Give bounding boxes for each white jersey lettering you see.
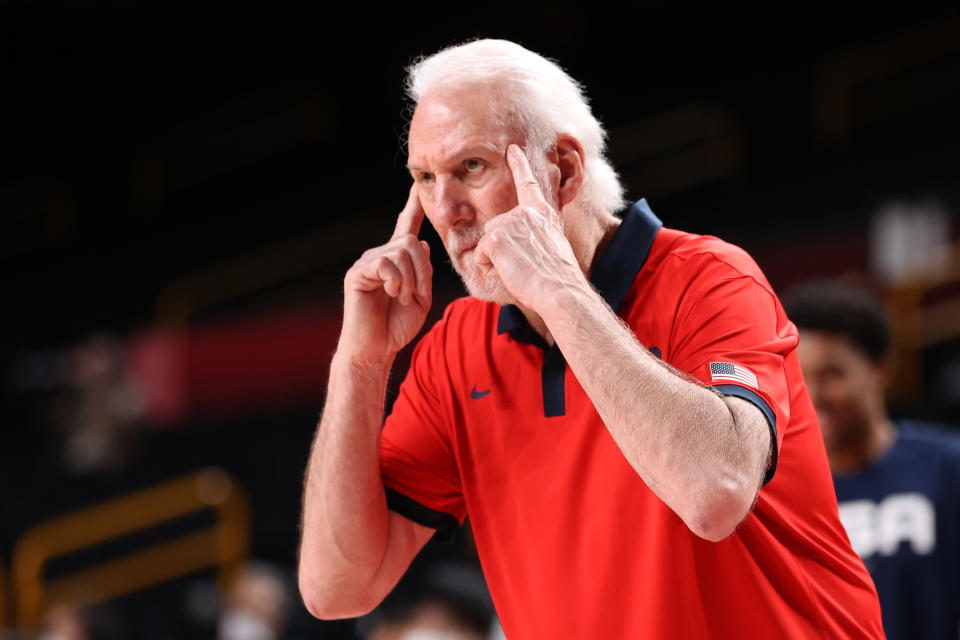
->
[838,493,936,558]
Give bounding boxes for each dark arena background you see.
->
[2,4,959,638]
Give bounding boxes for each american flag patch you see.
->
[709,362,758,388]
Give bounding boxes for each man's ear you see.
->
[550,134,586,208]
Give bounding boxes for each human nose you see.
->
[431,174,474,227]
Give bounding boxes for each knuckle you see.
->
[367,243,397,262]
[396,249,413,266]
[376,256,398,276]
[389,235,419,256]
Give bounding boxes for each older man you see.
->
[299,39,883,638]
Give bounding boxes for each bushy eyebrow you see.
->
[406,142,504,175]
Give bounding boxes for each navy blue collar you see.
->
[497,199,663,343]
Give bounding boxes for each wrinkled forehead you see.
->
[407,85,524,158]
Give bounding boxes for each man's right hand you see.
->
[340,184,433,364]
[301,184,435,620]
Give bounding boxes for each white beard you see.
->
[445,224,515,304]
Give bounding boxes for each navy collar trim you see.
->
[497,199,663,340]
[496,304,549,348]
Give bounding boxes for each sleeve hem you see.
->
[384,487,460,543]
[712,384,779,487]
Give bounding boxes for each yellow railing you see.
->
[11,467,250,631]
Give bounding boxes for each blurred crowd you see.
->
[2,8,958,637]
[3,272,957,639]
[4,560,502,640]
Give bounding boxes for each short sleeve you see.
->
[380,317,466,540]
[667,253,797,485]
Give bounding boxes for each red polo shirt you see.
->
[380,200,883,638]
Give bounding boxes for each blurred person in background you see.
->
[37,604,88,640]
[36,601,124,640]
[299,38,883,638]
[50,333,143,475]
[218,563,293,640]
[359,563,494,640]
[785,280,960,640]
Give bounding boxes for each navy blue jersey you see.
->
[834,421,960,640]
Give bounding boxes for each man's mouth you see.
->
[446,227,485,273]
[450,235,481,258]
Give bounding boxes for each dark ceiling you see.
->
[3,4,959,349]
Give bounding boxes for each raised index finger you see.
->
[507,144,548,208]
[392,183,425,239]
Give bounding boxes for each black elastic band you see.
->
[713,384,779,486]
[385,487,460,542]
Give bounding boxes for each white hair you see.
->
[405,39,625,215]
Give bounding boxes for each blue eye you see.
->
[465,159,484,173]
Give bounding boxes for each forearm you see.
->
[540,283,768,540]
[298,184,436,617]
[298,349,394,616]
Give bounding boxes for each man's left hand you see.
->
[472,144,587,311]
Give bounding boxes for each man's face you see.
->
[407,88,554,303]
[796,330,886,452]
